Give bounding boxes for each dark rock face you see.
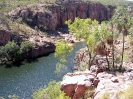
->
[0,30,11,46]
[0,30,55,59]
[31,42,55,58]
[0,29,22,46]
[19,41,55,60]
[9,1,115,31]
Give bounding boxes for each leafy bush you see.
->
[54,40,73,73]
[20,41,33,54]
[32,80,70,99]
[99,92,110,99]
[0,40,33,62]
[117,85,133,99]
[0,41,20,61]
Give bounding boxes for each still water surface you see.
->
[0,42,84,99]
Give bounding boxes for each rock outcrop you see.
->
[0,30,55,59]
[29,36,55,58]
[0,29,22,46]
[61,69,133,99]
[61,71,98,99]
[8,1,115,31]
[94,72,133,99]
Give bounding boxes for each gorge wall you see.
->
[0,1,115,59]
[9,1,115,31]
[0,29,22,46]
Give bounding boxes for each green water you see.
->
[0,42,84,99]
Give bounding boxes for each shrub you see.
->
[3,41,20,61]
[20,41,33,54]
[99,92,110,99]
[117,85,133,99]
[32,80,70,99]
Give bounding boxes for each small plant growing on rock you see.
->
[99,92,110,99]
[32,80,70,99]
[117,85,133,99]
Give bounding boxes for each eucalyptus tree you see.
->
[54,40,73,73]
[66,18,112,70]
[111,6,133,69]
[0,41,20,61]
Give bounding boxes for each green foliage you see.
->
[0,41,33,62]
[110,6,133,69]
[26,18,33,24]
[83,0,132,6]
[16,18,23,24]
[32,80,70,99]
[66,4,133,71]
[82,88,95,99]
[99,92,110,99]
[117,85,133,99]
[55,63,67,75]
[20,41,33,54]
[66,18,112,70]
[8,94,19,99]
[54,40,73,73]
[0,0,132,14]
[0,0,57,13]
[55,40,73,63]
[2,41,20,60]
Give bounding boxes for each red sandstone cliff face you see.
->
[0,29,22,46]
[0,30,55,59]
[8,1,115,31]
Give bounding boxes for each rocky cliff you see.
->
[61,65,133,99]
[8,1,115,31]
[0,29,22,46]
[0,29,55,59]
[0,1,115,60]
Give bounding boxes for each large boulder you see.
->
[61,70,133,99]
[60,71,98,99]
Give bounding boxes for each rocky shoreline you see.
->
[0,0,115,62]
[61,65,133,99]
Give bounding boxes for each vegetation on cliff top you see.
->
[0,0,133,99]
[0,0,132,14]
[65,5,133,71]
[40,5,133,99]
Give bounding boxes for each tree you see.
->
[56,6,133,71]
[111,6,133,70]
[20,41,33,54]
[54,40,73,73]
[66,18,112,70]
[0,40,33,63]
[32,80,70,99]
[3,41,20,61]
